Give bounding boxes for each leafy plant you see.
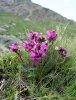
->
[0,27,76,99]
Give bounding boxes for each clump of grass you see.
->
[0,28,75,100]
[0,13,76,99]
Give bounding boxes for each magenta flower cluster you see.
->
[9,30,67,62]
[55,46,67,56]
[9,43,19,52]
[46,30,57,41]
[23,31,48,62]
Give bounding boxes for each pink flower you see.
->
[33,43,40,50]
[28,31,39,42]
[55,46,67,56]
[22,41,34,51]
[40,42,48,52]
[23,41,29,51]
[29,41,48,62]
[39,50,46,57]
[33,42,48,57]
[28,31,34,40]
[46,30,57,41]
[35,32,39,41]
[9,43,18,52]
[39,42,48,57]
[30,50,41,62]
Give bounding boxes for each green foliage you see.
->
[0,12,44,37]
[0,12,76,39]
[0,12,76,100]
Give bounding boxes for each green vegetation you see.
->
[0,12,76,38]
[0,12,43,37]
[0,12,76,100]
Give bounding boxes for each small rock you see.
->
[0,78,10,91]
[10,22,16,26]
[0,35,22,47]
[0,27,7,32]
[1,25,9,30]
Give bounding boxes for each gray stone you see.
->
[0,24,9,30]
[0,0,76,25]
[0,35,22,47]
[10,22,16,26]
[0,27,7,32]
[0,24,9,32]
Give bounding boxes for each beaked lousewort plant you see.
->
[9,30,67,81]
